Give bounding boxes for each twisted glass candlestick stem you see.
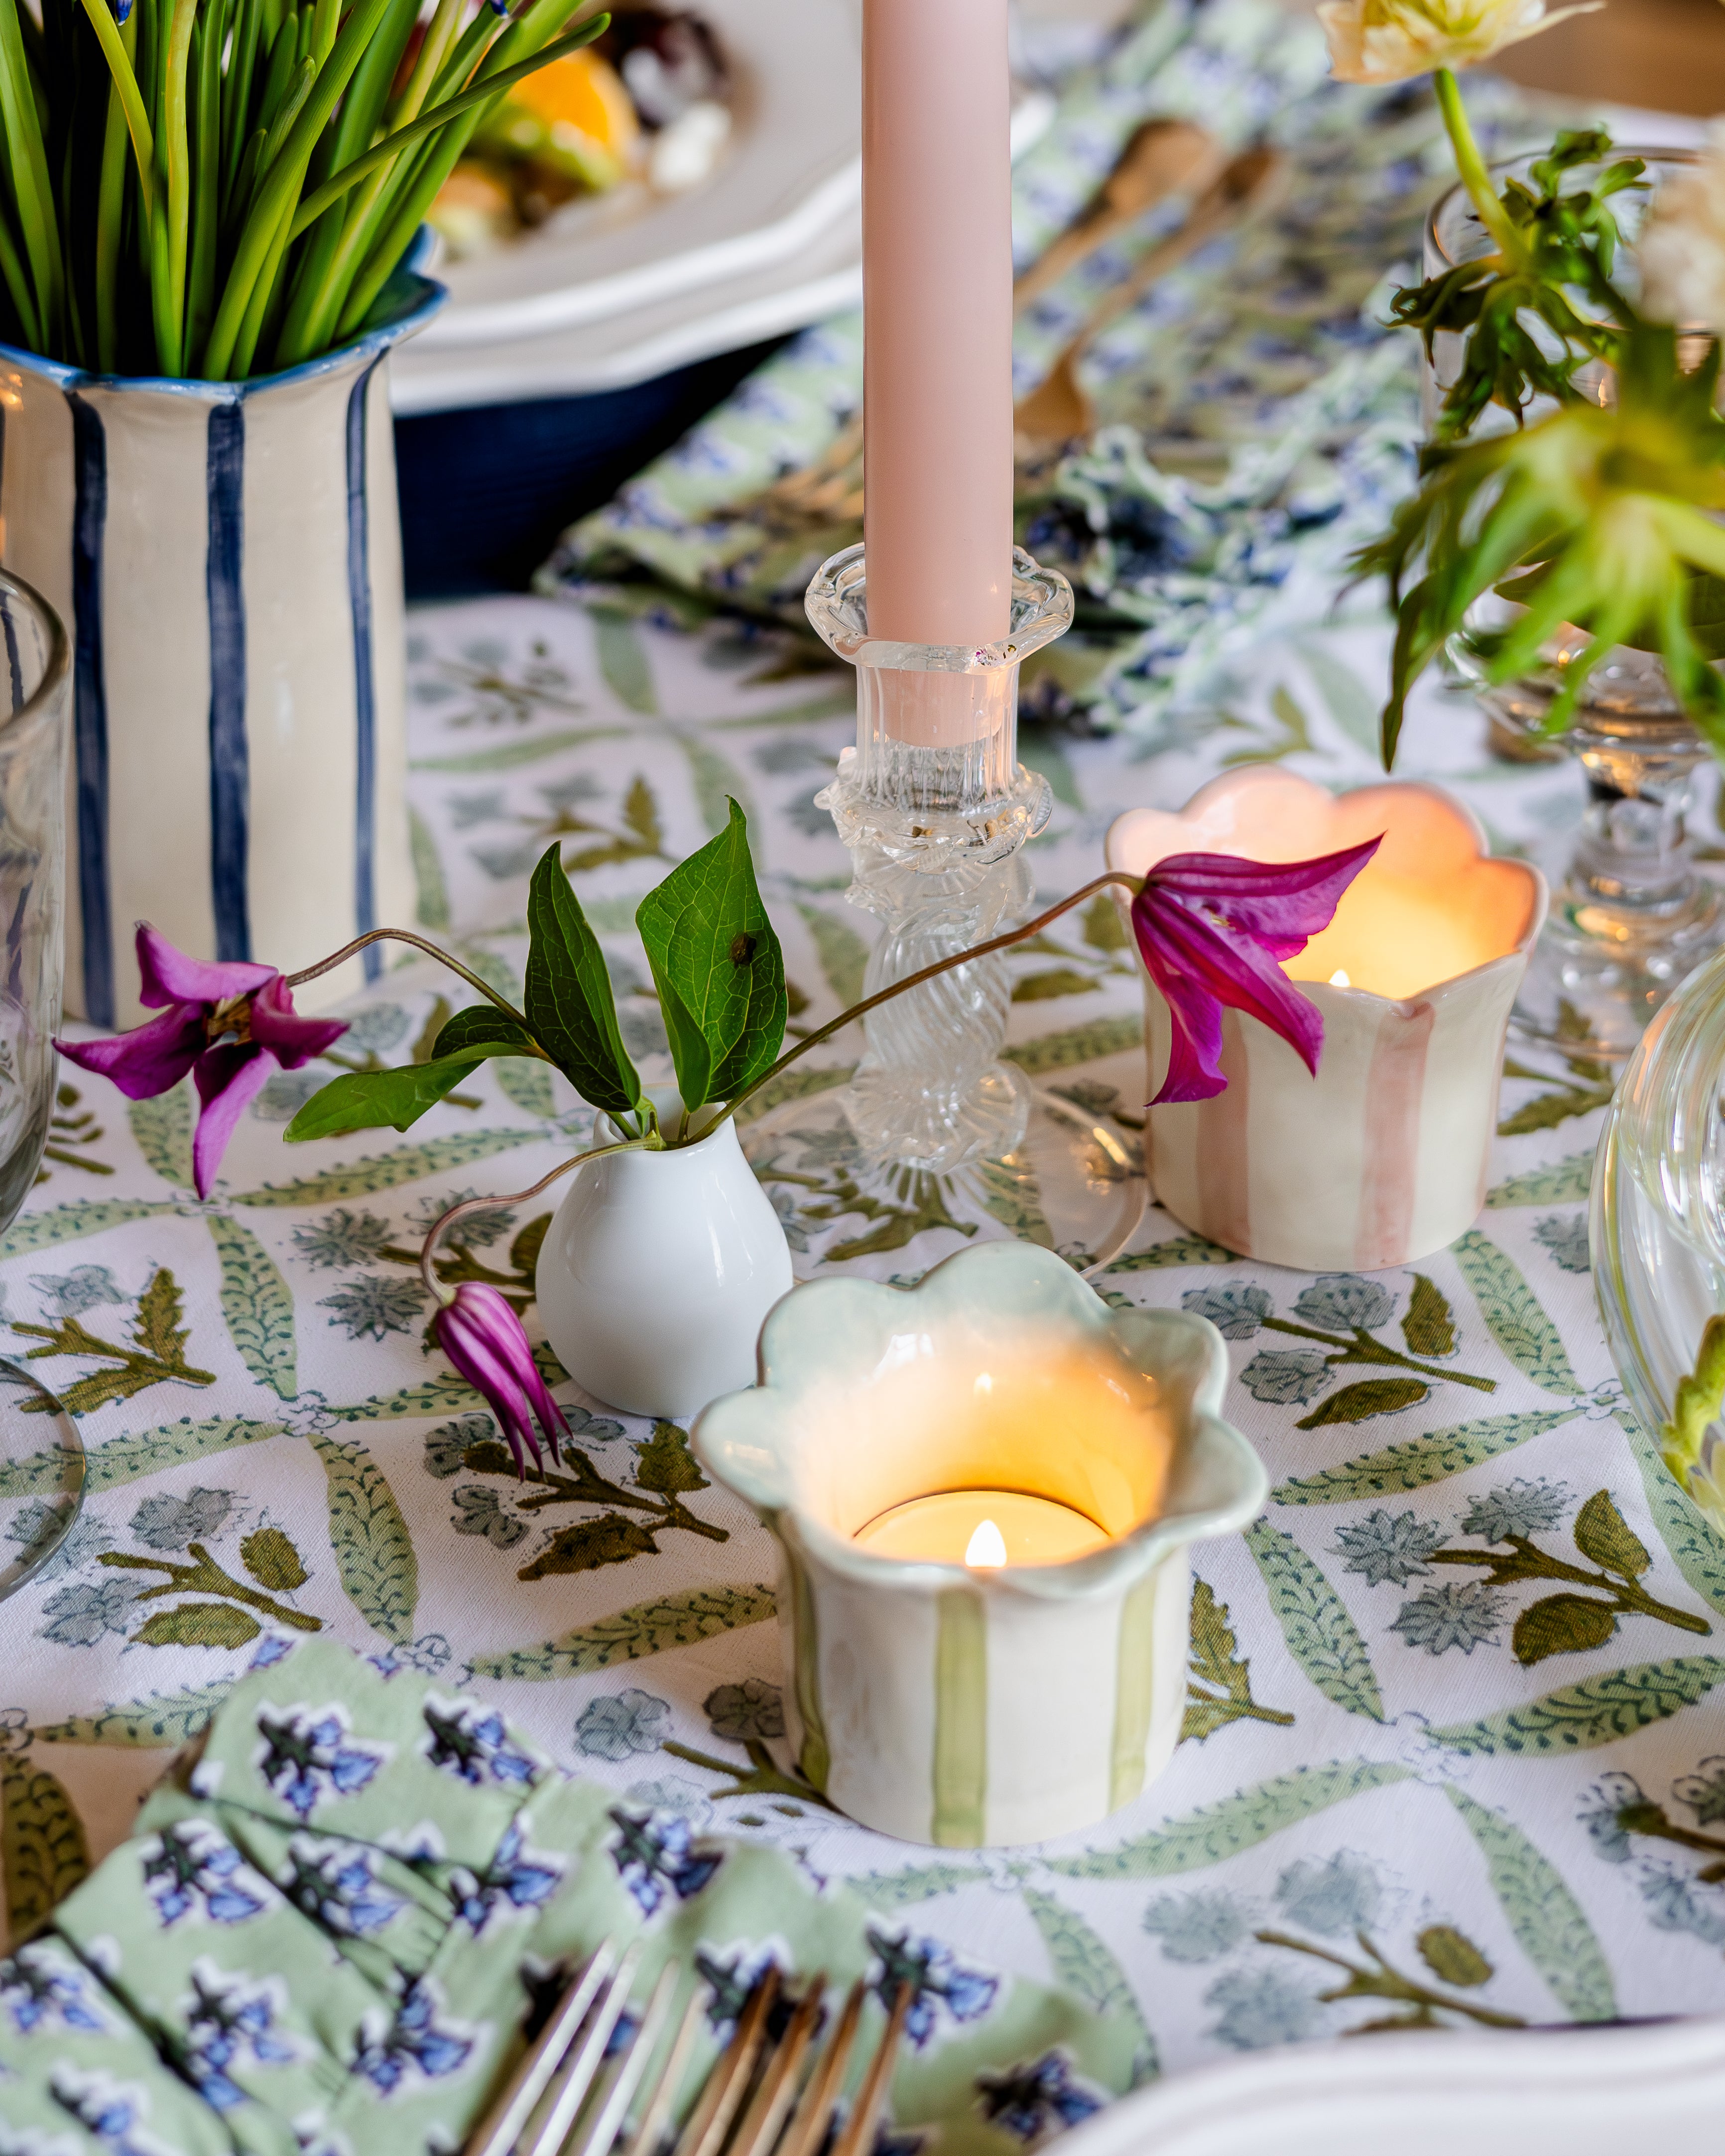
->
[806,544,1073,1174]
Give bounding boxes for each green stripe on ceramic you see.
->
[786,1549,831,1793]
[1109,1568,1161,1812]
[933,1588,988,1846]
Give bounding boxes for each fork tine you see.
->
[671,1966,780,2156]
[564,1959,682,2156]
[725,1976,826,2156]
[827,1982,912,2156]
[620,1982,709,2156]
[774,1979,865,2156]
[523,1942,646,2156]
[465,1940,619,2156]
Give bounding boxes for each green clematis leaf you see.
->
[284,1052,508,1140]
[636,800,787,1111]
[432,1005,540,1059]
[523,844,643,1118]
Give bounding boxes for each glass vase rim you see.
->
[1424,142,1696,274]
[0,567,70,758]
[0,236,445,401]
[805,542,1074,673]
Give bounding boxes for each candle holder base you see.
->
[741,1076,1147,1278]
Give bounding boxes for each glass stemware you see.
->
[1428,149,1725,1064]
[0,569,82,1600]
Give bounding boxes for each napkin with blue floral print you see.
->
[0,1637,1141,2155]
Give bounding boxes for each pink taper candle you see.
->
[862,0,1015,745]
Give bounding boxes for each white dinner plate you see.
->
[414,0,863,352]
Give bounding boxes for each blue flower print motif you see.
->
[174,1962,299,2110]
[0,1945,108,2034]
[142,1822,268,1927]
[1389,1581,1505,1656]
[1532,1214,1590,1273]
[974,2052,1102,2141]
[577,1688,671,1761]
[1239,1349,1331,1407]
[608,1808,723,1917]
[1273,1851,1381,1937]
[51,2068,179,2156]
[867,1928,998,2050]
[254,1704,384,1821]
[1293,1275,1393,1333]
[1638,1862,1725,1947]
[1330,1509,1443,1587]
[1180,1283,1271,1340]
[422,1697,538,1788]
[1459,1479,1571,1542]
[447,1823,562,1935]
[248,1633,294,1672]
[1577,1773,1643,1864]
[692,1945,788,2036]
[354,1978,473,2095]
[1205,1967,1321,2050]
[1141,1890,1247,1965]
[280,1839,402,1938]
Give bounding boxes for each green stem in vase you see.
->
[1433,66,1521,265]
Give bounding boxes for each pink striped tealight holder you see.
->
[1106,769,1548,1272]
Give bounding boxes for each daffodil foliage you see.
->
[285,801,787,1142]
[1391,129,1646,441]
[1359,324,1725,763]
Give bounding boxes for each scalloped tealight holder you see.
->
[694,1242,1265,1846]
[1106,770,1548,1272]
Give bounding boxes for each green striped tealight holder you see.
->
[693,1243,1266,1846]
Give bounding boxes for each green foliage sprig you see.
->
[1392,126,1646,441]
[0,0,607,379]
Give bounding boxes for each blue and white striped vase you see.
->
[0,258,445,1026]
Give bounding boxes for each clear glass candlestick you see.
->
[805,543,1071,1174]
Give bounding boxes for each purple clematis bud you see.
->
[1130,839,1381,1104]
[54,925,348,1199]
[434,1282,569,1478]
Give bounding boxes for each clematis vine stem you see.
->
[285,928,531,1030]
[417,1137,655,1301]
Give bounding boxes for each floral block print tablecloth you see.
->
[3,578,1725,2120]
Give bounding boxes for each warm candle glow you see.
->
[1329,968,1351,988]
[1283,865,1506,1000]
[966,1519,1007,1567]
[855,1489,1113,1566]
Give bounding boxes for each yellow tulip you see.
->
[1317,0,1602,86]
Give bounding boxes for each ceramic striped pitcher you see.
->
[0,263,443,1027]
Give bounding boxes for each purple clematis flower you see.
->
[434,1282,569,1478]
[53,926,348,1199]
[1130,839,1381,1104]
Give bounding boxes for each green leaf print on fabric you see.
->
[1622,1413,1725,1619]
[1022,1888,1159,2086]
[849,1862,991,1910]
[1271,1410,1581,1505]
[0,1417,285,1501]
[673,731,755,835]
[594,611,658,715]
[1401,1276,1457,1359]
[1004,1016,1143,1076]
[328,1371,511,1422]
[208,1216,297,1400]
[99,1538,322,1647]
[469,1583,777,1680]
[241,1528,308,1591]
[1047,1759,1417,1880]
[977,1154,1056,1251]
[307,1431,418,1644]
[0,1198,175,1260]
[1429,1656,1725,1754]
[1012,969,1103,1003]
[1295,638,1380,756]
[1183,1579,1295,1741]
[1295,1378,1431,1429]
[495,1057,557,1120]
[634,1422,707,1497]
[517,1515,662,1577]
[733,1064,856,1126]
[35,1678,234,1747]
[127,1082,195,1191]
[10,1269,217,1416]
[132,1602,262,1650]
[1107,1233,1236,1271]
[1244,1521,1384,1721]
[411,726,628,776]
[1,1752,89,1943]
[796,903,869,1009]
[230,1128,540,1206]
[1449,1231,1581,1395]
[1444,1789,1617,2022]
[410,805,451,931]
[1486,1153,1593,1206]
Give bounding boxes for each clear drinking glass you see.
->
[1427,150,1725,1063]
[0,568,83,1599]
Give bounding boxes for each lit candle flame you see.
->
[1329,968,1351,988]
[965,1519,1007,1568]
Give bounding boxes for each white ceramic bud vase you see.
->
[535,1093,795,1420]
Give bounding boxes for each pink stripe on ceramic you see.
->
[1107,770,1548,1271]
